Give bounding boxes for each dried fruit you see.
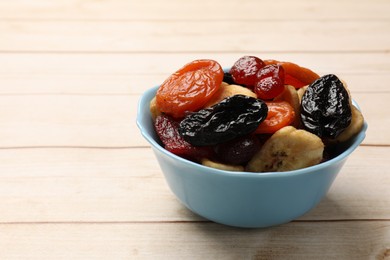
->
[154,114,213,160]
[330,105,364,143]
[264,59,320,88]
[247,126,324,172]
[204,83,257,108]
[201,158,244,172]
[301,74,352,139]
[229,56,265,87]
[255,101,295,134]
[274,85,301,127]
[254,64,285,100]
[214,135,261,165]
[223,72,236,85]
[297,85,308,103]
[150,57,364,172]
[156,59,223,118]
[149,96,161,121]
[179,95,268,146]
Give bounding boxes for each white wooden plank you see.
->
[0,75,164,95]
[0,0,387,258]
[0,222,389,259]
[0,146,387,222]
[0,92,380,147]
[0,95,138,147]
[0,148,199,222]
[1,20,389,52]
[0,73,387,95]
[299,146,390,221]
[0,92,378,147]
[0,0,389,20]
[1,53,389,78]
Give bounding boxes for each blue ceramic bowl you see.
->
[137,86,367,228]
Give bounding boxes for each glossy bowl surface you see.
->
[137,86,367,228]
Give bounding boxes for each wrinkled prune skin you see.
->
[301,74,352,139]
[179,95,268,146]
[154,114,214,160]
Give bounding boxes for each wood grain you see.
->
[1,20,389,52]
[0,74,389,95]
[0,146,387,223]
[0,92,380,146]
[0,0,389,20]
[0,0,389,258]
[1,53,390,78]
[0,222,389,259]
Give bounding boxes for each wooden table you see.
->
[0,0,389,259]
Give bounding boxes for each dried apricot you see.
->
[255,101,295,134]
[156,59,223,118]
[264,59,319,88]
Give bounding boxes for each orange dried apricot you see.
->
[264,59,320,88]
[255,101,295,134]
[156,59,223,118]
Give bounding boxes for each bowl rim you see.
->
[137,85,367,179]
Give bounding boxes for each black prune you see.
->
[154,114,214,160]
[214,135,261,165]
[300,74,352,139]
[223,72,236,85]
[179,95,268,146]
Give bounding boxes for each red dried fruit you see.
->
[229,56,265,87]
[254,64,285,100]
[264,59,320,88]
[154,114,213,161]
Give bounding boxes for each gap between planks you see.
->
[0,146,141,150]
[0,144,386,150]
[0,91,388,96]
[0,219,389,225]
[1,18,390,22]
[0,50,389,54]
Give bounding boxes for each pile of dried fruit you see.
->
[149,56,364,172]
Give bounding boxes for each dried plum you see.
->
[214,135,261,165]
[154,114,214,160]
[179,95,268,146]
[300,74,352,139]
[223,72,236,85]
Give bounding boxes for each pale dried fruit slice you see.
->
[201,158,244,172]
[340,79,353,108]
[274,85,301,127]
[297,85,308,103]
[246,126,324,172]
[332,105,364,143]
[204,83,257,107]
[150,96,162,121]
